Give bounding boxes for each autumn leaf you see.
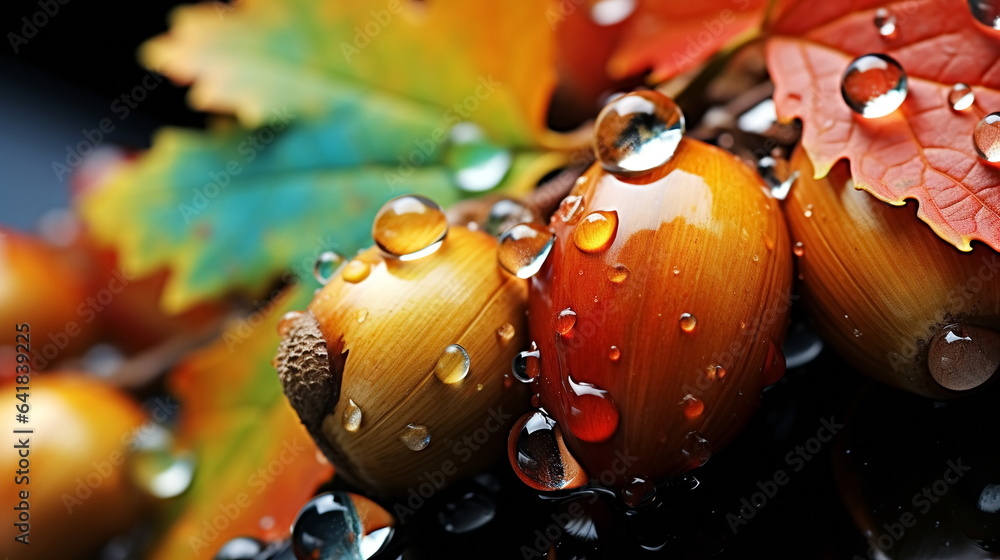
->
[767,0,1000,251]
[152,286,331,560]
[604,0,768,81]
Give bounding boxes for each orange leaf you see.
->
[606,0,767,80]
[767,0,1000,251]
[152,287,332,559]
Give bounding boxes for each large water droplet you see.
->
[512,341,541,383]
[763,339,786,386]
[277,311,304,337]
[969,0,1000,29]
[497,223,555,278]
[974,112,1000,164]
[622,477,656,508]
[574,210,619,253]
[928,324,1000,391]
[556,195,585,225]
[949,83,975,111]
[608,263,629,284]
[590,0,636,25]
[484,199,536,238]
[400,424,431,451]
[372,195,448,260]
[565,376,620,442]
[507,411,589,492]
[314,251,344,284]
[435,344,471,384]
[593,90,685,175]
[438,491,496,534]
[841,54,908,118]
[342,259,371,283]
[555,308,578,336]
[873,8,897,38]
[291,492,392,560]
[679,313,697,333]
[343,399,363,432]
[496,322,516,345]
[680,431,712,469]
[129,424,196,499]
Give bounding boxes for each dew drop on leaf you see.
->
[948,83,975,111]
[873,8,897,38]
[974,112,1000,164]
[969,0,1000,29]
[841,54,908,118]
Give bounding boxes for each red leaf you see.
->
[767,0,1000,251]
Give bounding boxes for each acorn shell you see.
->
[528,138,793,486]
[785,147,1000,398]
[277,226,529,496]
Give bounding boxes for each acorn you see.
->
[275,195,530,497]
[785,147,1000,398]
[505,91,794,493]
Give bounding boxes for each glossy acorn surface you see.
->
[524,138,793,488]
[785,147,1000,398]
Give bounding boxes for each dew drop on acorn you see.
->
[682,394,704,419]
[507,411,589,492]
[622,477,656,508]
[969,0,1000,29]
[873,8,897,38]
[555,308,578,336]
[565,375,620,442]
[974,112,1000,164]
[949,83,975,111]
[497,223,556,278]
[574,210,619,253]
[556,195,585,225]
[793,241,805,257]
[214,537,265,560]
[434,343,471,384]
[341,259,371,283]
[609,345,621,362]
[277,311,303,337]
[512,341,541,383]
[291,492,392,560]
[608,263,629,284]
[841,54,908,118]
[705,364,726,381]
[343,399,363,432]
[356,309,368,324]
[372,194,448,260]
[593,90,685,175]
[496,322,515,345]
[400,423,431,451]
[927,324,1000,391]
[679,312,697,333]
[484,198,537,238]
[438,490,496,534]
[313,251,344,285]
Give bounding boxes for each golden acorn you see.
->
[275,195,529,496]
[785,147,1000,397]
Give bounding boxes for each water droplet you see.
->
[485,198,536,238]
[496,322,515,345]
[672,265,681,275]
[129,424,195,499]
[682,394,705,419]
[372,195,448,260]
[705,364,726,380]
[342,259,371,283]
[448,123,512,193]
[764,234,776,251]
[357,309,368,323]
[969,0,1000,29]
[507,411,589,492]
[752,253,760,263]
[593,90,685,175]
[763,339,786,386]
[679,313,697,333]
[948,83,975,111]
[793,241,805,257]
[512,342,541,383]
[438,491,496,534]
[974,112,1000,164]
[622,477,656,508]
[853,328,863,338]
[313,251,344,284]
[435,344,471,384]
[497,223,555,278]
[928,324,1000,391]
[680,431,712,468]
[574,210,619,253]
[590,0,636,25]
[291,492,393,560]
[277,311,303,337]
[555,308,578,336]
[565,376,620,442]
[783,324,825,368]
[400,424,431,451]
[343,399,362,432]
[215,537,265,560]
[609,345,621,362]
[873,8,897,38]
[804,204,814,218]
[841,54,908,118]
[556,195,585,225]
[476,383,484,391]
[607,263,629,284]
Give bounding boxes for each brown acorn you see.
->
[276,196,529,496]
[785,147,1000,397]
